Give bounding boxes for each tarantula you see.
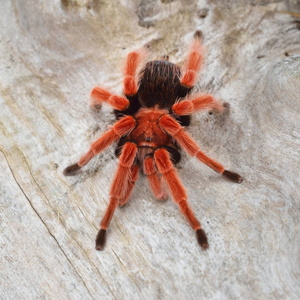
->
[64,31,243,251]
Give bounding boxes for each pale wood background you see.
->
[1,0,300,299]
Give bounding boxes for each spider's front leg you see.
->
[154,148,209,250]
[95,141,138,250]
[118,165,139,207]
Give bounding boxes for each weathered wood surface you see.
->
[1,0,300,299]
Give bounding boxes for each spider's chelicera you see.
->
[64,31,243,251]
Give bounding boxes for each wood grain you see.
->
[1,0,299,299]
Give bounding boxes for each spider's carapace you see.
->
[64,31,243,251]
[129,108,170,147]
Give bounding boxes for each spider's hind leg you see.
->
[90,87,129,112]
[123,48,148,97]
[180,30,204,88]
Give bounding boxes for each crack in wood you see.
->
[112,249,143,297]
[1,147,119,299]
[0,150,95,299]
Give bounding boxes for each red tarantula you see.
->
[64,31,243,251]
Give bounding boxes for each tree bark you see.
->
[0,0,299,299]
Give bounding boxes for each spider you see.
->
[64,31,243,251]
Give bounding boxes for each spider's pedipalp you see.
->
[143,156,167,201]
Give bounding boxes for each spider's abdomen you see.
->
[138,61,183,109]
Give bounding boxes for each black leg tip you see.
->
[92,103,102,111]
[194,30,203,41]
[196,229,209,250]
[223,102,230,110]
[222,170,244,183]
[63,163,81,176]
[95,229,107,251]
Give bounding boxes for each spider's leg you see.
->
[123,49,147,97]
[96,142,138,250]
[159,115,243,183]
[90,87,129,111]
[63,115,136,175]
[172,94,225,116]
[119,165,139,206]
[143,155,168,201]
[180,31,204,88]
[154,148,208,250]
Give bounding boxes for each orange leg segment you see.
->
[95,142,138,250]
[123,49,147,96]
[159,115,224,173]
[90,87,129,111]
[143,156,168,201]
[119,165,139,206]
[180,31,204,88]
[154,148,208,250]
[63,115,136,175]
[172,94,224,116]
[158,115,243,183]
